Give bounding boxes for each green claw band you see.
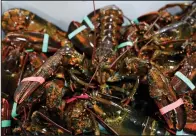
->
[115,41,133,51]
[175,71,195,90]
[1,120,11,127]
[122,21,131,26]
[176,130,189,135]
[68,25,87,39]
[133,18,139,24]
[25,49,34,52]
[11,102,18,118]
[83,16,95,30]
[42,33,49,53]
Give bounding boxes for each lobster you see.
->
[137,2,193,29]
[2,1,196,135]
[2,8,68,46]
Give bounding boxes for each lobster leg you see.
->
[32,111,72,135]
[121,77,140,106]
[89,111,101,135]
[68,69,95,88]
[86,107,119,136]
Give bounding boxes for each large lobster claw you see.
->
[148,66,186,130]
[14,45,73,104]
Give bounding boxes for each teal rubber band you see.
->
[115,41,133,51]
[1,120,11,127]
[83,16,95,30]
[42,33,49,53]
[175,71,195,90]
[98,124,109,134]
[176,130,189,135]
[68,25,87,39]
[133,18,139,24]
[11,102,18,118]
[25,49,34,52]
[122,21,131,26]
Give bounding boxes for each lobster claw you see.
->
[68,21,93,59]
[14,46,71,104]
[14,79,44,104]
[148,66,186,130]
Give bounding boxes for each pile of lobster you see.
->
[1,1,196,135]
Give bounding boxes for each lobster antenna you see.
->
[84,57,104,93]
[158,38,196,46]
[110,39,139,68]
[84,0,97,93]
[123,14,133,25]
[110,48,129,68]
[92,0,97,63]
[84,0,104,93]
[144,13,162,36]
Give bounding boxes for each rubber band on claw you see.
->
[11,102,18,118]
[25,49,34,52]
[1,120,11,127]
[68,25,87,39]
[115,41,133,51]
[122,21,131,26]
[65,93,89,103]
[21,77,45,84]
[159,98,184,115]
[176,130,189,135]
[175,71,195,90]
[133,18,139,24]
[42,33,49,53]
[83,16,95,30]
